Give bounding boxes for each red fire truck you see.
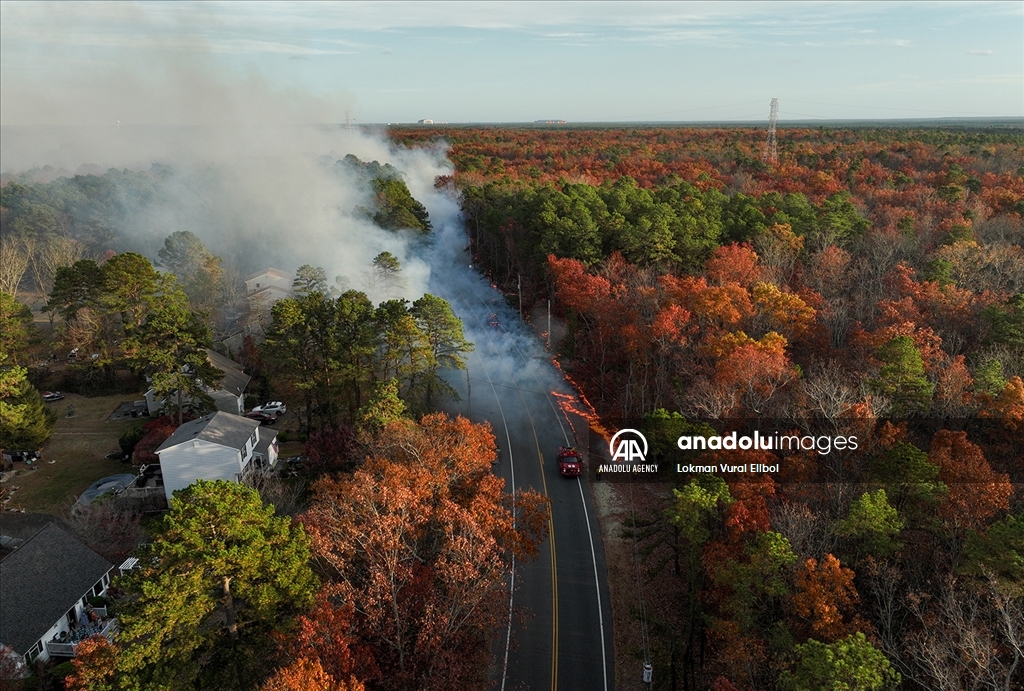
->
[557,446,583,476]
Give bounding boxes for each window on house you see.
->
[28,641,41,661]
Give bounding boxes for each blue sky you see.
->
[1,1,1021,125]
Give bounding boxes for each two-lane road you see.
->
[434,266,615,691]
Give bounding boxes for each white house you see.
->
[0,524,116,663]
[155,411,278,503]
[145,348,251,417]
[245,267,293,306]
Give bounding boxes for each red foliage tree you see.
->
[64,635,118,691]
[791,554,861,642]
[929,430,1011,529]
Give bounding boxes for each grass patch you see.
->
[5,393,141,515]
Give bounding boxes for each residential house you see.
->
[155,411,278,503]
[145,348,251,416]
[0,524,116,663]
[245,267,293,307]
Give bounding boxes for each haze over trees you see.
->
[400,123,1024,690]
[3,122,1021,690]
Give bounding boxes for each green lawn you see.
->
[5,393,141,514]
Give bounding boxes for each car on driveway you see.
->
[42,391,65,402]
[252,401,286,415]
[245,411,278,425]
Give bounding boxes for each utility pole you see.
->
[518,274,522,316]
[762,98,779,165]
[466,368,471,419]
[547,300,551,349]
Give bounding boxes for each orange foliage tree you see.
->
[791,554,862,642]
[928,430,1011,529]
[301,414,547,691]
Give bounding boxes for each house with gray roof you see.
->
[145,348,252,417]
[155,411,278,502]
[0,523,115,663]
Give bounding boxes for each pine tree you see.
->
[869,336,934,415]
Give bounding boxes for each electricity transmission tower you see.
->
[762,98,779,164]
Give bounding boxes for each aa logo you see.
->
[609,428,648,462]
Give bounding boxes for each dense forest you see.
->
[387,124,1024,690]
[2,124,1023,690]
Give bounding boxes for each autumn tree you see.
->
[65,635,119,691]
[260,658,364,691]
[791,554,861,641]
[302,414,546,691]
[280,593,372,688]
[928,429,1011,529]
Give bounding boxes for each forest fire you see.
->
[549,362,611,444]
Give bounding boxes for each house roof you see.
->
[0,523,113,654]
[254,428,278,459]
[244,267,292,282]
[204,349,250,397]
[156,411,259,454]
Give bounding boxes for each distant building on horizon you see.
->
[418,119,434,124]
[535,119,567,124]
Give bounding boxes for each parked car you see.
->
[252,401,287,415]
[245,411,278,425]
[42,391,65,402]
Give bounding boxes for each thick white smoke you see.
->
[1,2,577,420]
[0,4,455,305]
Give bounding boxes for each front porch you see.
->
[44,610,118,658]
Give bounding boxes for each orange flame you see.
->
[548,359,612,444]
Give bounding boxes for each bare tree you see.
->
[247,472,307,517]
[26,235,85,299]
[802,360,858,427]
[753,225,801,286]
[770,500,837,561]
[903,576,1023,691]
[685,378,739,419]
[64,500,145,563]
[0,237,29,298]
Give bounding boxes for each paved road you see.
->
[433,265,615,691]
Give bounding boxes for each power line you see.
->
[762,98,779,165]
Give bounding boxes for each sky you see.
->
[0,0,1021,129]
